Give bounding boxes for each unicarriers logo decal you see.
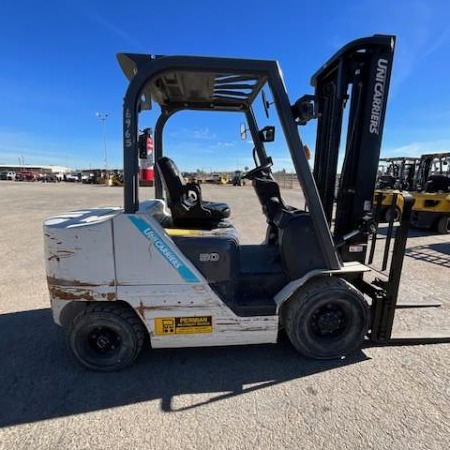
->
[128,216,199,283]
[369,58,389,135]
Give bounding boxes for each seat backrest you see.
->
[376,175,396,189]
[155,157,186,206]
[424,175,450,193]
[252,177,287,223]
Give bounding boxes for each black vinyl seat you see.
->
[424,175,450,193]
[252,177,287,223]
[156,156,230,229]
[252,176,299,225]
[376,175,396,189]
[251,176,301,244]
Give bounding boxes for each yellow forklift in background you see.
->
[410,153,450,234]
[374,157,419,222]
[373,154,450,234]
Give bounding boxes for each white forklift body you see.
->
[45,200,369,350]
[45,201,281,348]
[44,35,449,371]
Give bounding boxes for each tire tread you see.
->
[283,276,368,359]
[69,302,147,371]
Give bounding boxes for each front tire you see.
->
[68,302,147,371]
[283,277,368,359]
[437,216,450,234]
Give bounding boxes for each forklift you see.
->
[376,157,419,190]
[44,35,450,371]
[373,157,419,222]
[410,152,450,233]
[372,153,450,232]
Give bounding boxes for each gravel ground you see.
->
[0,181,449,450]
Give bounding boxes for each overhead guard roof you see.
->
[117,53,269,111]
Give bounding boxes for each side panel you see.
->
[120,284,278,348]
[412,193,450,213]
[113,213,203,285]
[114,212,278,347]
[44,210,117,301]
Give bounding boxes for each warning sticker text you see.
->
[154,316,213,335]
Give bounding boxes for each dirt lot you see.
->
[0,181,449,450]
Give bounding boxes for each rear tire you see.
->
[68,302,147,371]
[283,277,368,359]
[437,216,450,234]
[383,206,401,222]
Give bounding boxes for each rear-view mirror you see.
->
[240,123,248,140]
[258,126,275,142]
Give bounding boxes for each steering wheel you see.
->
[242,162,273,180]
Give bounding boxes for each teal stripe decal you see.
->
[128,215,199,283]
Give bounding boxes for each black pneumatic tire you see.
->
[383,206,401,223]
[68,302,147,371]
[283,277,369,360]
[437,216,450,234]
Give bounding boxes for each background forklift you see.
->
[376,157,419,190]
[372,153,450,232]
[410,152,450,233]
[44,35,450,371]
[373,157,419,222]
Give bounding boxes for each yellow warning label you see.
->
[154,316,213,335]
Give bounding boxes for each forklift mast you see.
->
[311,35,395,262]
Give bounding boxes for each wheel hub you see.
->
[317,312,341,333]
[89,328,120,353]
[311,303,346,336]
[96,335,111,350]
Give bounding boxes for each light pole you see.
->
[96,112,109,176]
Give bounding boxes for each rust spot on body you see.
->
[136,301,146,318]
[135,304,180,312]
[215,321,238,326]
[47,250,75,261]
[47,276,115,287]
[48,285,95,302]
[47,277,116,302]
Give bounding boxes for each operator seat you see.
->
[252,176,300,244]
[376,175,396,189]
[252,176,298,224]
[156,156,230,229]
[424,175,450,193]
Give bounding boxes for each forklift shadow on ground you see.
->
[0,308,369,427]
[374,223,445,238]
[404,242,450,268]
